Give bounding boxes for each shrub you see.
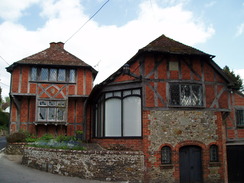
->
[56,135,76,142]
[39,134,54,141]
[6,132,27,143]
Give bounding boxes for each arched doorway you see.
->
[179,146,203,183]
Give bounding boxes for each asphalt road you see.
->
[0,153,119,183]
[0,136,7,150]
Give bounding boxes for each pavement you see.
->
[0,136,122,183]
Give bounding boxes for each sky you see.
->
[0,0,244,98]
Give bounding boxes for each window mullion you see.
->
[121,95,123,137]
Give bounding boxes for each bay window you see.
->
[95,89,142,138]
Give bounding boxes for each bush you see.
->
[56,135,76,142]
[6,132,27,143]
[39,134,54,141]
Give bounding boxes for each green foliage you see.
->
[0,111,9,127]
[56,135,76,142]
[223,66,243,91]
[6,132,27,143]
[39,134,54,141]
[75,130,83,135]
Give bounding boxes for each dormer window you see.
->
[31,67,76,83]
[169,83,203,107]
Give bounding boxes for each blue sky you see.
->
[0,0,244,98]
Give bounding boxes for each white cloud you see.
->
[236,23,244,37]
[205,1,216,8]
[234,69,244,81]
[0,0,215,98]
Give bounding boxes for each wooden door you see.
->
[180,146,203,183]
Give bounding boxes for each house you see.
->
[6,35,244,182]
[87,35,235,183]
[6,42,97,136]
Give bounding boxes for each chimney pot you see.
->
[50,42,64,49]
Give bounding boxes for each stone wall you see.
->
[4,143,26,155]
[22,147,144,182]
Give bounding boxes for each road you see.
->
[0,153,119,183]
[0,136,7,150]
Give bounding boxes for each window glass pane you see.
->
[38,108,46,120]
[123,90,131,97]
[105,98,121,136]
[40,68,48,81]
[170,84,180,105]
[57,101,65,107]
[123,96,141,136]
[31,67,37,81]
[210,145,218,162]
[49,68,57,81]
[49,101,56,106]
[192,85,203,106]
[181,85,191,106]
[69,69,76,82]
[162,146,171,164]
[48,108,56,120]
[105,92,113,99]
[114,91,121,97]
[57,108,65,121]
[39,101,47,106]
[58,69,66,81]
[132,89,141,95]
[236,110,244,126]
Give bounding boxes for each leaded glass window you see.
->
[40,68,48,81]
[236,109,244,126]
[49,68,57,81]
[169,83,203,107]
[69,69,76,82]
[58,69,66,81]
[161,146,172,164]
[31,67,37,81]
[210,145,218,162]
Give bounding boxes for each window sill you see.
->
[160,164,174,169]
[209,162,221,167]
[29,80,76,84]
[34,121,68,125]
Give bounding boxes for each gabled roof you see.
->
[139,34,214,57]
[6,42,97,77]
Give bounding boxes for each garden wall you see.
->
[22,147,144,182]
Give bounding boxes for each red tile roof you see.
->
[7,42,97,75]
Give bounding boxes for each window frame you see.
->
[210,145,219,162]
[30,67,76,83]
[161,146,172,164]
[36,99,67,122]
[235,108,244,127]
[168,82,204,107]
[94,88,142,138]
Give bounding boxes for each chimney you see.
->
[50,42,64,49]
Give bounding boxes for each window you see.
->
[210,145,219,162]
[169,83,203,107]
[161,146,172,164]
[95,89,142,137]
[30,67,76,83]
[37,100,66,122]
[236,109,244,126]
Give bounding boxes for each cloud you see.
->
[0,0,215,98]
[236,23,244,37]
[205,1,216,8]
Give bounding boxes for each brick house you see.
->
[6,42,97,136]
[6,35,244,182]
[87,35,237,183]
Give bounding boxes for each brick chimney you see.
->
[50,42,64,49]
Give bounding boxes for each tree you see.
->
[223,66,243,92]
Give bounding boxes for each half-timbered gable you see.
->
[7,42,97,136]
[88,35,232,182]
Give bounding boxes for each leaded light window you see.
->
[236,109,244,126]
[169,83,203,107]
[161,146,172,164]
[30,67,76,83]
[37,100,66,122]
[95,89,142,138]
[210,145,219,162]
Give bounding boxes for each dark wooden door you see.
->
[180,146,203,183]
[227,145,244,183]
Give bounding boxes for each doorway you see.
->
[180,146,203,183]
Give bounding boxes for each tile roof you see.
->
[139,34,214,57]
[6,42,97,75]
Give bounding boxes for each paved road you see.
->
[0,153,119,183]
[0,136,7,150]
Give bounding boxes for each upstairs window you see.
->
[210,145,219,162]
[37,100,66,122]
[169,83,203,107]
[95,89,142,138]
[31,67,76,83]
[236,109,244,127]
[161,146,172,164]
